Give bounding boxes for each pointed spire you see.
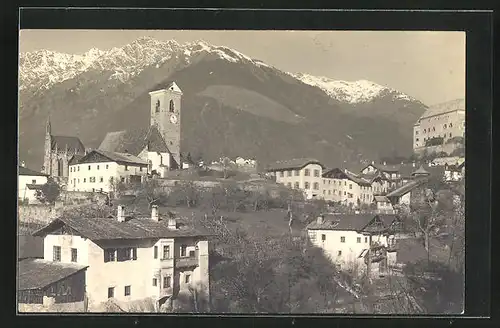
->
[46,115,51,135]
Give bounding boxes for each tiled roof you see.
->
[33,215,212,241]
[411,165,430,176]
[18,259,88,290]
[68,154,84,165]
[51,135,86,153]
[18,166,47,177]
[419,98,465,120]
[306,213,399,232]
[361,163,400,173]
[78,149,149,166]
[374,195,390,203]
[323,168,371,186]
[266,158,324,171]
[25,184,44,190]
[99,125,170,157]
[18,235,44,260]
[386,179,427,198]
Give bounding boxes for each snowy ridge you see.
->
[292,72,417,104]
[19,37,274,91]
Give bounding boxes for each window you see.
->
[106,164,109,169]
[108,287,114,298]
[53,246,61,262]
[287,170,292,177]
[153,278,157,286]
[279,171,283,177]
[124,286,131,296]
[110,177,113,183]
[121,177,125,183]
[321,234,326,241]
[338,250,342,256]
[185,274,191,284]
[365,237,368,243]
[433,127,435,131]
[97,165,100,170]
[344,181,346,186]
[154,246,158,259]
[449,133,452,137]
[78,166,80,171]
[140,166,143,172]
[344,191,346,196]
[416,138,419,142]
[117,248,132,261]
[415,131,419,135]
[83,178,86,183]
[340,236,345,243]
[294,170,299,176]
[349,184,352,190]
[125,165,129,171]
[450,122,453,127]
[348,193,353,198]
[164,276,171,288]
[357,237,361,243]
[313,182,319,190]
[100,177,104,182]
[169,100,175,112]
[181,245,187,257]
[89,177,96,183]
[304,182,310,189]
[304,169,310,176]
[104,249,116,262]
[88,165,91,170]
[31,179,36,184]
[163,245,170,259]
[71,248,78,262]
[444,124,447,129]
[423,128,426,133]
[294,182,299,189]
[314,170,319,177]
[156,100,161,112]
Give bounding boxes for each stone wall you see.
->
[18,204,58,225]
[18,301,85,313]
[414,142,462,157]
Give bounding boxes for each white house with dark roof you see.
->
[67,149,149,193]
[42,117,86,178]
[322,168,374,206]
[33,205,211,311]
[266,158,325,199]
[372,196,395,214]
[18,165,49,204]
[306,214,401,277]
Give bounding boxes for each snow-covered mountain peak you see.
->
[293,73,418,104]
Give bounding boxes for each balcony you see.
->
[175,256,199,268]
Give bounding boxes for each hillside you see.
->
[18,37,428,171]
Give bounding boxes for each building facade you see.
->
[266,158,325,199]
[413,98,466,153]
[33,206,210,311]
[18,166,49,204]
[322,168,374,206]
[42,118,86,178]
[306,214,400,277]
[67,149,149,193]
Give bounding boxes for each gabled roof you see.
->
[386,178,427,198]
[323,168,372,186]
[411,165,430,176]
[18,166,48,177]
[68,154,84,165]
[266,158,324,172]
[33,216,212,241]
[306,213,399,233]
[361,163,400,173]
[50,135,86,153]
[457,161,465,169]
[149,81,182,94]
[76,149,148,166]
[99,125,170,157]
[373,195,390,203]
[18,259,88,290]
[25,184,44,190]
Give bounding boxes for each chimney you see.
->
[412,162,416,168]
[151,205,159,221]
[383,161,387,166]
[316,216,324,225]
[168,217,177,230]
[117,205,125,222]
[371,160,375,165]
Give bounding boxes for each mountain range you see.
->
[18,36,428,171]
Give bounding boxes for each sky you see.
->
[19,30,465,106]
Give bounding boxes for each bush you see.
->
[425,137,444,147]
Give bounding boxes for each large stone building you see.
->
[99,82,185,173]
[413,98,466,154]
[42,118,86,179]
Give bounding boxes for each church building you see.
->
[42,118,86,179]
[98,82,188,178]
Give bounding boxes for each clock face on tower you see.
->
[170,114,178,124]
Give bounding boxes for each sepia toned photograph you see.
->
[17,29,465,314]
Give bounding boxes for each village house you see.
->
[372,195,395,214]
[413,98,465,153]
[18,165,49,204]
[67,149,149,194]
[360,162,401,189]
[266,158,325,200]
[444,161,465,182]
[18,258,88,312]
[322,168,373,207]
[306,213,401,277]
[32,205,211,311]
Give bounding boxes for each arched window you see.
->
[169,100,175,113]
[155,100,160,113]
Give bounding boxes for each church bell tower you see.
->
[149,82,183,167]
[43,116,52,175]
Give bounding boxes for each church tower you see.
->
[149,82,183,167]
[43,116,52,175]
